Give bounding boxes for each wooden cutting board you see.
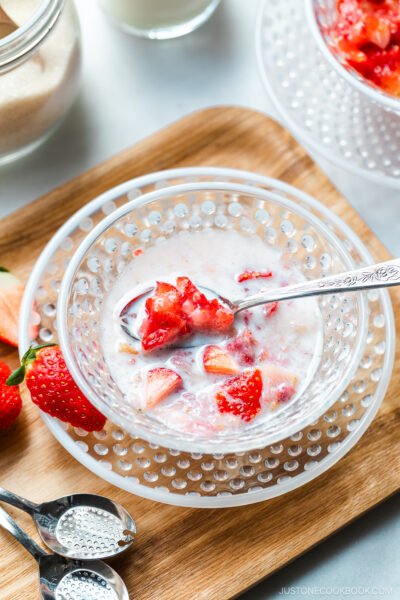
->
[0,107,399,600]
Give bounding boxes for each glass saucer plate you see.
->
[19,167,395,508]
[256,0,400,187]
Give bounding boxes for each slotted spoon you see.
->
[0,487,136,560]
[0,505,129,600]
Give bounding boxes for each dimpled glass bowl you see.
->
[19,168,394,507]
[57,180,367,455]
[256,0,400,185]
[308,0,400,114]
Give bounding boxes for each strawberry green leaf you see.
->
[6,365,25,386]
[0,267,9,272]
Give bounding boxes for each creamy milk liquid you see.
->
[101,229,323,434]
[98,0,215,30]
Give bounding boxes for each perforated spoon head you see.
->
[38,553,130,600]
[33,493,136,560]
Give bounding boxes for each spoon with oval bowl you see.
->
[119,257,400,348]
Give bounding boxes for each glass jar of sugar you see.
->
[98,0,221,40]
[0,0,81,164]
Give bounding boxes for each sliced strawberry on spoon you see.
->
[216,368,263,422]
[140,281,189,352]
[7,344,106,432]
[146,367,182,409]
[176,276,234,333]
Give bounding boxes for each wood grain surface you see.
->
[0,107,399,600]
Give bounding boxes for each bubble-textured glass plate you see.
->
[19,168,395,508]
[256,0,400,187]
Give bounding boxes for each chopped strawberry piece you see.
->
[261,363,298,404]
[330,0,400,95]
[177,276,234,332]
[276,382,296,403]
[264,301,278,318]
[146,368,182,409]
[227,328,257,366]
[140,277,234,352]
[203,345,240,375]
[140,310,189,352]
[140,281,189,352]
[237,270,272,283]
[216,369,263,421]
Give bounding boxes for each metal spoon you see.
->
[0,6,17,38]
[0,487,136,560]
[0,505,129,600]
[119,257,400,347]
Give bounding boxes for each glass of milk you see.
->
[98,0,221,39]
[0,0,81,164]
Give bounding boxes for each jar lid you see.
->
[0,0,63,73]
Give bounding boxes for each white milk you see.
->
[101,229,323,434]
[98,0,216,32]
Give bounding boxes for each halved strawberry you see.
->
[227,328,257,366]
[203,345,240,375]
[146,368,182,409]
[216,369,263,421]
[0,267,25,347]
[237,270,272,283]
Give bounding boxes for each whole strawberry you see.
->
[0,360,22,431]
[7,344,106,432]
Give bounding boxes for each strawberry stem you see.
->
[6,343,57,386]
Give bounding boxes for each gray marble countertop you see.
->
[0,1,398,599]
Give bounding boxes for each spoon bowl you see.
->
[0,488,136,560]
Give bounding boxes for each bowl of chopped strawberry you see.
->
[308,0,400,111]
[56,180,368,453]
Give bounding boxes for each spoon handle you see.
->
[0,487,37,515]
[0,505,47,563]
[232,258,400,313]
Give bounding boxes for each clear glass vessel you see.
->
[98,0,221,40]
[0,0,81,165]
[57,180,368,455]
[19,167,394,507]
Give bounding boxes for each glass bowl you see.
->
[307,0,400,115]
[57,180,368,454]
[256,0,400,185]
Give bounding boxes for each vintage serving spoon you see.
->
[0,487,136,560]
[0,6,17,39]
[0,505,129,600]
[119,257,400,347]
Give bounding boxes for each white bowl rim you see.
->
[56,179,368,454]
[305,0,400,113]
